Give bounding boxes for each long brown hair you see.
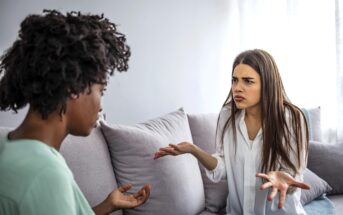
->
[218,49,309,175]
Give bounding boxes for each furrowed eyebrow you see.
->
[242,77,254,80]
[232,76,254,80]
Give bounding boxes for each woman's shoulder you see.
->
[219,105,232,115]
[1,139,71,179]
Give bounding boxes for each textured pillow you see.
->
[301,168,332,205]
[308,141,343,195]
[187,113,228,213]
[101,109,205,215]
[60,127,122,215]
[301,107,322,142]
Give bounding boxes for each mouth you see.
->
[234,95,245,102]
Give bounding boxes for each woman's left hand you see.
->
[256,171,310,209]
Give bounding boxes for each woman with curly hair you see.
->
[155,49,310,215]
[0,10,150,215]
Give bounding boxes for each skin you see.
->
[154,64,309,209]
[8,83,151,215]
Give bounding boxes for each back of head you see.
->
[0,10,130,119]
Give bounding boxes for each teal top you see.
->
[0,137,95,215]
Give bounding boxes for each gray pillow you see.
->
[301,107,322,142]
[187,113,228,213]
[301,168,332,205]
[307,141,343,195]
[101,109,205,215]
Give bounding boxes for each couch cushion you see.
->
[301,107,322,142]
[187,113,228,213]
[301,168,332,205]
[101,109,205,215]
[328,195,343,213]
[307,141,343,195]
[60,127,121,215]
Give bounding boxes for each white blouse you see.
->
[206,106,307,215]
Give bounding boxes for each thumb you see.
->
[291,181,310,190]
[118,183,133,193]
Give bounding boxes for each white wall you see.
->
[0,0,232,127]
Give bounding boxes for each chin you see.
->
[71,127,93,137]
[234,104,246,110]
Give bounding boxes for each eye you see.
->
[244,79,254,84]
[101,88,107,96]
[231,77,238,84]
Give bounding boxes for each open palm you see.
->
[154,142,193,159]
[256,171,310,209]
[108,184,151,209]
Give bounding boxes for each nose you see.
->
[232,81,243,92]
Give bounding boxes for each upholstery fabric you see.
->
[101,109,205,215]
[60,127,121,215]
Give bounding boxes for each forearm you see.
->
[191,145,218,171]
[92,199,116,215]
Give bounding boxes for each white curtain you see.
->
[224,0,341,144]
[337,0,343,144]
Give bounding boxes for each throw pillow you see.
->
[301,168,332,205]
[307,141,343,195]
[301,107,322,142]
[101,109,205,215]
[187,113,228,213]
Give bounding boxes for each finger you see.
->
[268,187,278,201]
[118,183,132,193]
[256,173,270,181]
[133,184,151,199]
[153,151,169,159]
[260,181,273,190]
[140,185,151,204]
[290,181,310,190]
[169,144,181,151]
[159,147,178,155]
[133,187,146,199]
[278,190,286,209]
[143,184,151,199]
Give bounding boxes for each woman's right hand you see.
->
[153,142,195,159]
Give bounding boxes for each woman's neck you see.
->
[8,110,68,151]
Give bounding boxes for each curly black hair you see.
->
[0,9,130,119]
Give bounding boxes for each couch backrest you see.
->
[60,127,122,215]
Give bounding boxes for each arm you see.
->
[154,142,218,171]
[93,184,151,215]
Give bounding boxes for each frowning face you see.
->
[232,64,261,111]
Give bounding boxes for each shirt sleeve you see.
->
[205,107,230,182]
[19,164,93,215]
[205,153,227,182]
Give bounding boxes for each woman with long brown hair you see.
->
[154,49,310,215]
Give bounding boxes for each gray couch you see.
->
[0,108,342,214]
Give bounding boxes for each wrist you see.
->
[190,144,200,156]
[93,197,116,215]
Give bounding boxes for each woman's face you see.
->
[232,63,261,111]
[66,83,106,136]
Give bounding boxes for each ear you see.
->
[69,93,79,99]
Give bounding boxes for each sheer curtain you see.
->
[223,0,341,144]
[337,0,343,144]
